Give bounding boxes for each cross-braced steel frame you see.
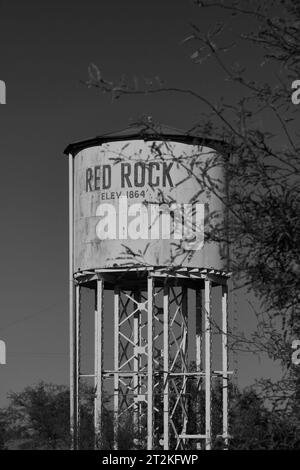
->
[69,267,231,450]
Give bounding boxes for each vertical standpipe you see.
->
[68,153,76,449]
[66,127,231,450]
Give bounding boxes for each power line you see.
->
[0,302,62,332]
[9,351,68,357]
[8,351,94,357]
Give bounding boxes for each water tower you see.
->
[64,123,231,450]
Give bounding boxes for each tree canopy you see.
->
[83,0,300,423]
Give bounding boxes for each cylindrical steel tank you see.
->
[65,126,229,272]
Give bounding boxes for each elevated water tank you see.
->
[64,124,229,272]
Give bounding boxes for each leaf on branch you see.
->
[180,34,195,44]
[155,75,164,88]
[144,77,154,87]
[133,75,139,90]
[88,63,102,82]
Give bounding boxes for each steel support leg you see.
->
[94,277,103,449]
[147,276,154,450]
[195,288,203,450]
[70,283,80,450]
[133,290,141,442]
[181,286,188,446]
[163,285,169,450]
[204,279,211,450]
[222,283,229,449]
[70,277,76,449]
[114,287,120,450]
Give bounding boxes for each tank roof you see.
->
[64,123,230,156]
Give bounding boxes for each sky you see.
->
[0,0,283,406]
